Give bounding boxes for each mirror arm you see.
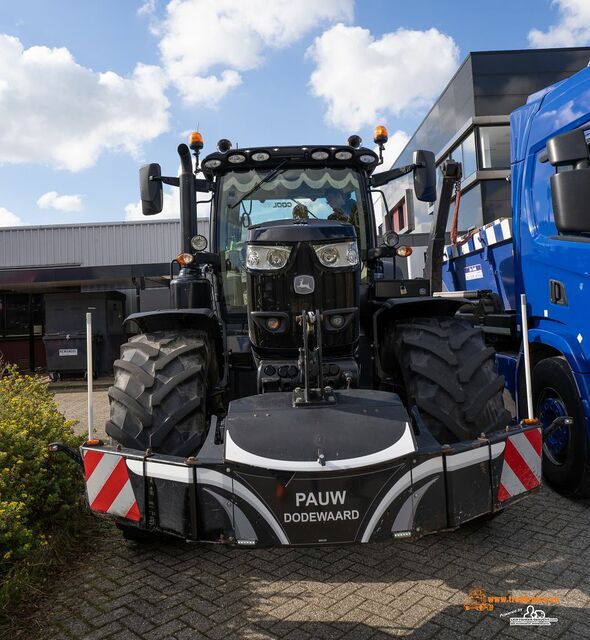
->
[195,178,216,193]
[151,175,180,187]
[370,163,415,188]
[150,175,214,193]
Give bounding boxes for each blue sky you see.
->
[0,0,586,227]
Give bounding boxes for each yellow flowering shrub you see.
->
[0,366,83,583]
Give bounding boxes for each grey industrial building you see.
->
[0,219,208,372]
[380,46,590,276]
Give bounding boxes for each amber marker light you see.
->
[189,131,204,150]
[396,246,413,257]
[373,124,389,145]
[177,252,194,266]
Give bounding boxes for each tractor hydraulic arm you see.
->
[423,159,462,293]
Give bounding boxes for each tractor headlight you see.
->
[246,245,291,270]
[314,242,359,268]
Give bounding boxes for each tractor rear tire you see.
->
[387,316,511,444]
[106,331,209,457]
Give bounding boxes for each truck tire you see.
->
[387,316,511,443]
[531,357,590,498]
[106,331,209,457]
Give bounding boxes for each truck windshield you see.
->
[217,166,367,313]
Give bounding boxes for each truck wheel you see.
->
[388,316,511,443]
[106,331,209,457]
[531,357,590,498]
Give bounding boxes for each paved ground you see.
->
[44,390,590,639]
[55,389,109,439]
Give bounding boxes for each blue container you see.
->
[442,218,516,311]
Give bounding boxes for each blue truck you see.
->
[442,64,590,498]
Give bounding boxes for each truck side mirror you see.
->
[139,163,163,215]
[547,129,589,167]
[548,130,590,233]
[412,150,436,202]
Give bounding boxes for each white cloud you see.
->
[138,0,157,16]
[37,191,84,212]
[0,35,170,171]
[158,0,353,106]
[307,24,459,131]
[529,0,590,47]
[0,207,22,227]
[374,130,410,172]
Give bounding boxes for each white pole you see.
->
[86,312,94,440]
[520,294,534,420]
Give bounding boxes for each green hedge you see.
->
[0,366,85,612]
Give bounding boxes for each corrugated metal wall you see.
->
[0,219,210,268]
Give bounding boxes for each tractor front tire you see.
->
[106,331,209,457]
[387,316,511,444]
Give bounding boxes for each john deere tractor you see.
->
[74,128,543,546]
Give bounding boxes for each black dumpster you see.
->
[42,292,125,378]
[43,332,102,380]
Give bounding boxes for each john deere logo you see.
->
[294,275,314,294]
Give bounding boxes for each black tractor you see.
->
[72,128,543,546]
[108,130,508,457]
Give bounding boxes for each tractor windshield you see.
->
[217,166,367,313]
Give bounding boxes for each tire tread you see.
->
[106,331,209,456]
[385,316,510,443]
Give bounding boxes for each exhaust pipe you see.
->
[178,143,198,254]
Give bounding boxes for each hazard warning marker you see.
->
[83,450,140,520]
[498,428,542,502]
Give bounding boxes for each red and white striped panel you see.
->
[83,450,140,521]
[498,428,542,502]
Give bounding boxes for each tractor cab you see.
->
[211,158,372,315]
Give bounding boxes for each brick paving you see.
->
[42,391,590,639]
[55,389,109,439]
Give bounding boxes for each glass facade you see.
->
[446,184,483,233]
[479,126,511,168]
[447,132,477,179]
[461,132,477,177]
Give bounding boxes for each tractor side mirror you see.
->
[139,163,163,215]
[412,150,436,202]
[548,130,590,233]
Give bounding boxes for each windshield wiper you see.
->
[229,160,289,210]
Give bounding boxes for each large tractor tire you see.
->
[529,356,590,498]
[106,331,209,457]
[385,316,511,444]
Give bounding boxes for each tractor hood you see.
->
[224,389,415,471]
[248,219,356,244]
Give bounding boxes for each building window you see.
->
[479,126,511,169]
[446,184,483,234]
[481,180,511,224]
[443,131,477,185]
[461,132,477,177]
[1,294,43,338]
[386,190,415,234]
